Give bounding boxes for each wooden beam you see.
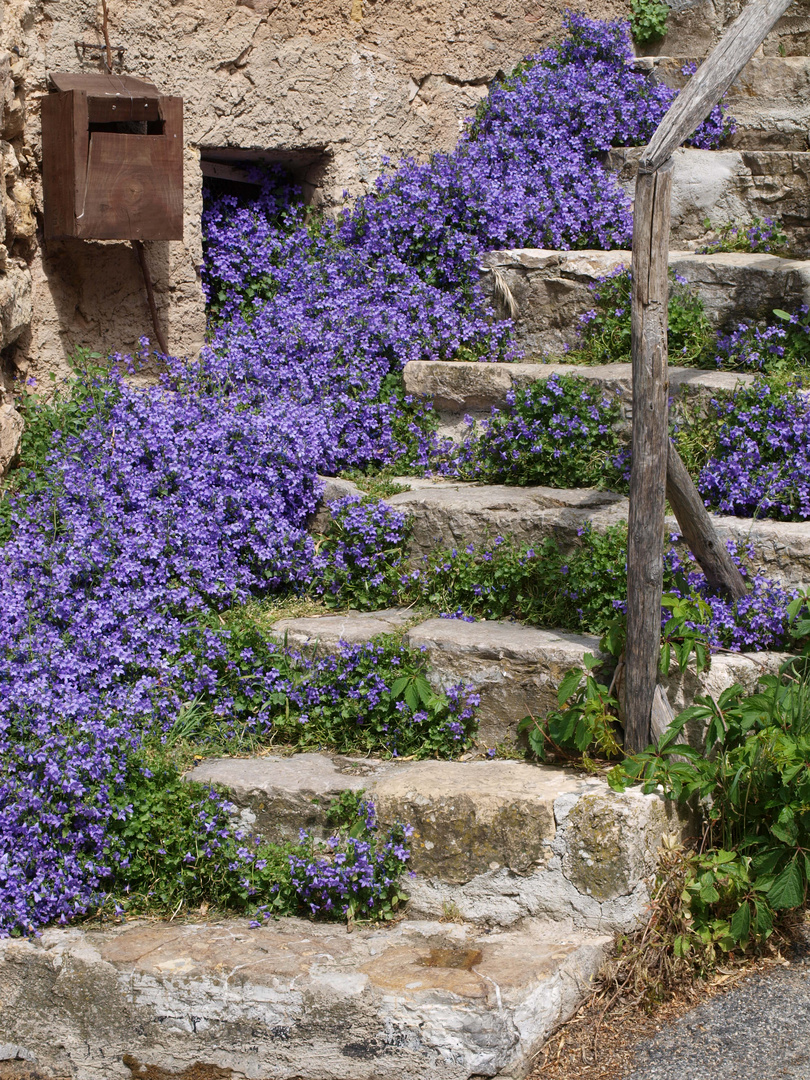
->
[666,441,748,600]
[625,158,674,755]
[642,0,794,172]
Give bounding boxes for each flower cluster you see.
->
[712,308,810,373]
[431,374,625,488]
[698,379,810,520]
[699,215,788,255]
[664,539,803,652]
[289,801,411,919]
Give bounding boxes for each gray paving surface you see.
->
[622,952,810,1080]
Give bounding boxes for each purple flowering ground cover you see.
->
[0,13,762,937]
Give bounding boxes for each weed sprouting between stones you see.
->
[698,215,789,256]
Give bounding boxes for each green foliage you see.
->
[0,349,116,544]
[660,594,711,676]
[610,666,810,954]
[573,269,713,367]
[699,215,788,255]
[105,746,297,916]
[630,0,669,44]
[519,652,622,765]
[103,748,411,924]
[404,526,629,636]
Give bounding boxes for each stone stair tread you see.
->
[480,248,810,354]
[265,607,787,750]
[186,754,686,932]
[0,916,611,1080]
[316,474,810,586]
[404,358,754,428]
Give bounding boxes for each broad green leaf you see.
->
[729,902,750,942]
[557,668,584,707]
[767,860,804,910]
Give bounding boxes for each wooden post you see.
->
[626,159,674,755]
[622,0,793,749]
[667,441,748,600]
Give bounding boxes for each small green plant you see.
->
[630,0,670,44]
[340,474,410,500]
[611,664,810,954]
[573,269,714,368]
[660,594,711,676]
[519,653,622,765]
[699,216,788,255]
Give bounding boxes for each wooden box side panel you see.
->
[41,90,85,239]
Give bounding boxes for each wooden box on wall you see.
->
[41,72,183,241]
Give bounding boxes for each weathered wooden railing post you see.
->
[624,0,794,752]
[625,160,673,755]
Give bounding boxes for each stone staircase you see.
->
[3,10,810,1080]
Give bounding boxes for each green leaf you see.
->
[755,899,774,938]
[390,676,410,698]
[414,676,434,707]
[729,901,750,942]
[773,309,792,321]
[659,641,671,675]
[767,861,804,910]
[557,668,584,707]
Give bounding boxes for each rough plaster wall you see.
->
[11,0,629,386]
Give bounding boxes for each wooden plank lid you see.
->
[47,71,161,98]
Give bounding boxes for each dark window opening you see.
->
[88,119,166,136]
[200,146,331,206]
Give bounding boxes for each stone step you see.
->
[636,56,810,150]
[320,474,810,590]
[403,358,752,438]
[606,147,810,256]
[638,0,810,58]
[187,755,687,933]
[0,915,611,1080]
[479,248,810,356]
[270,606,787,748]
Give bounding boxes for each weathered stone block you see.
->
[370,759,581,883]
[0,401,23,477]
[372,763,689,931]
[647,55,810,150]
[385,479,628,559]
[274,608,415,651]
[0,917,611,1080]
[0,266,31,349]
[607,147,810,256]
[186,752,407,843]
[480,249,810,356]
[406,618,606,746]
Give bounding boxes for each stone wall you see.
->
[0,0,35,473]
[0,0,629,395]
